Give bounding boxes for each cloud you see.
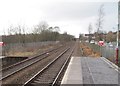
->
[0,0,118,37]
[48,16,97,37]
[40,2,101,21]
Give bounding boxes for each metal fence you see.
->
[88,42,120,63]
[2,41,58,56]
[101,43,120,63]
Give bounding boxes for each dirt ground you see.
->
[72,41,82,57]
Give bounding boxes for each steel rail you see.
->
[23,48,70,86]
[51,48,74,86]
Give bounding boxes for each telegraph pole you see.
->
[116,1,120,64]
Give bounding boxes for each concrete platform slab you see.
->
[81,57,119,84]
[61,57,83,85]
[61,57,119,85]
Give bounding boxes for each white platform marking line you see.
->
[101,57,120,73]
[79,57,83,84]
[61,57,73,84]
[61,57,83,84]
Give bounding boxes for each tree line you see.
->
[2,21,75,45]
[79,31,120,43]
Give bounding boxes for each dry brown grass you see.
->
[7,44,55,57]
[8,52,35,57]
[80,43,100,57]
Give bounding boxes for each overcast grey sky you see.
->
[0,0,118,37]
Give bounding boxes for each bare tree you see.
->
[96,4,105,33]
[32,21,49,41]
[33,21,49,34]
[95,4,105,41]
[79,33,85,42]
[20,25,26,46]
[54,26,60,32]
[106,31,115,42]
[8,25,15,35]
[88,23,93,43]
[52,26,60,41]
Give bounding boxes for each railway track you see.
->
[1,45,63,80]
[1,44,63,71]
[1,42,75,85]
[23,46,74,86]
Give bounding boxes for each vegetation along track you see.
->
[1,42,75,86]
[23,45,75,86]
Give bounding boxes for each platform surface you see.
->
[61,57,83,84]
[61,57,119,85]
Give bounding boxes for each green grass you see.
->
[86,43,100,53]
